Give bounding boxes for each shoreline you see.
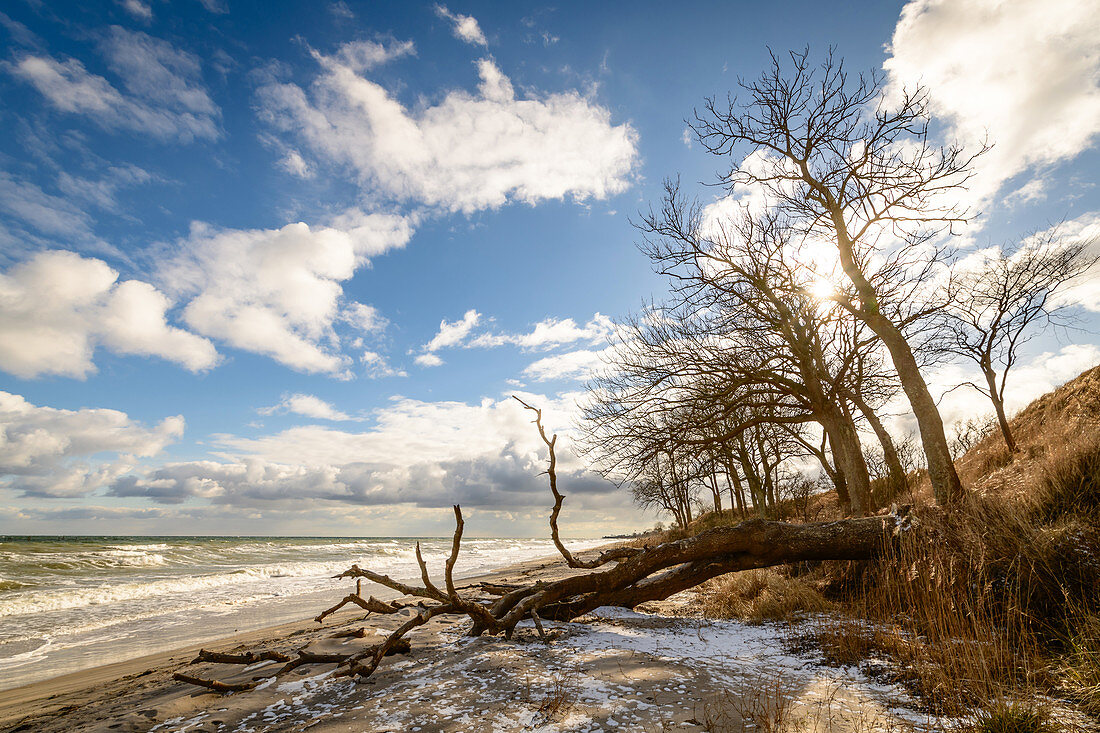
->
[0,549,589,730]
[0,544,943,733]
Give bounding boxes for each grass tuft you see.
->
[698,569,833,624]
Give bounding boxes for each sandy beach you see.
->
[0,547,942,733]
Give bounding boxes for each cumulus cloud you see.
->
[258,393,357,421]
[0,250,218,378]
[423,309,481,352]
[257,41,638,213]
[522,347,610,382]
[9,27,220,142]
[0,391,183,498]
[108,392,616,511]
[414,353,444,368]
[434,5,488,46]
[158,211,413,375]
[885,0,1100,205]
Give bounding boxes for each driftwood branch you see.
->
[314,593,403,624]
[175,400,905,695]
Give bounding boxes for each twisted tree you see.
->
[691,49,985,505]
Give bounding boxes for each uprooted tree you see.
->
[175,398,905,693]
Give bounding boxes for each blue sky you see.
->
[1,0,1099,536]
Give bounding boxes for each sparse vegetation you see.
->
[679,366,1100,723]
[700,675,798,733]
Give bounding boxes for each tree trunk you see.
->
[821,410,872,516]
[707,471,723,513]
[875,319,963,505]
[981,362,1018,454]
[848,391,907,498]
[824,203,964,507]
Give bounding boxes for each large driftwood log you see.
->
[175,399,904,693]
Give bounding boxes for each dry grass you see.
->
[804,484,1100,717]
[656,365,1100,723]
[967,701,1056,733]
[699,675,799,733]
[519,672,576,725]
[697,569,834,624]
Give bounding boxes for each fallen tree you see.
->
[175,399,905,691]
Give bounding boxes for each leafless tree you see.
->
[619,184,884,514]
[691,49,986,506]
[939,230,1097,453]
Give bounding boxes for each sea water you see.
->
[0,535,601,691]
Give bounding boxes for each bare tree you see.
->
[624,186,882,514]
[691,49,986,506]
[939,231,1097,453]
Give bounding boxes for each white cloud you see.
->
[469,314,614,350]
[340,302,388,334]
[0,391,183,498]
[434,4,488,47]
[0,171,99,246]
[1050,212,1100,311]
[415,353,444,368]
[361,350,406,378]
[8,27,220,142]
[158,211,413,375]
[0,250,218,379]
[414,311,615,370]
[424,308,481,352]
[333,39,416,73]
[57,164,154,214]
[522,347,610,382]
[257,42,638,213]
[278,149,314,179]
[885,343,1100,438]
[196,0,228,14]
[110,392,620,512]
[117,0,152,21]
[258,393,356,421]
[885,0,1100,206]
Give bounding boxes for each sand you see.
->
[0,551,942,733]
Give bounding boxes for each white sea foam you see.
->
[0,536,605,692]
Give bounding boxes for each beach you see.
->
[0,545,943,733]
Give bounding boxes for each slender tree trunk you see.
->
[981,361,1018,454]
[723,451,747,516]
[848,391,906,498]
[824,203,964,506]
[874,319,963,504]
[821,411,871,516]
[707,471,722,513]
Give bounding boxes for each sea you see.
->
[0,535,603,692]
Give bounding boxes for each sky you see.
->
[1,0,1099,537]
